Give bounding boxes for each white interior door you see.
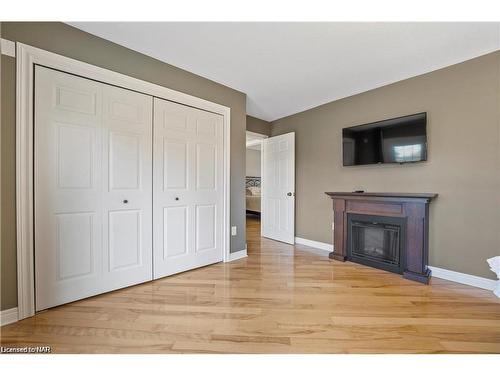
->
[34,66,153,310]
[261,132,295,244]
[101,84,153,291]
[153,98,224,279]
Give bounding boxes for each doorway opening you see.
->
[246,130,296,248]
[245,131,266,237]
[245,131,267,253]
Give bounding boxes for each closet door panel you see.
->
[153,98,223,279]
[35,66,104,310]
[35,66,153,310]
[101,84,153,289]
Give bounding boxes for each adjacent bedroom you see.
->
[245,131,265,221]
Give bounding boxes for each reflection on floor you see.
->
[1,215,499,353]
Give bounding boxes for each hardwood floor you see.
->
[1,215,499,353]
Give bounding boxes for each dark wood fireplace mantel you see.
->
[325,192,437,283]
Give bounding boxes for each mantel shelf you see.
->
[325,192,438,202]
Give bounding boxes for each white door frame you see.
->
[16,43,231,320]
[246,130,268,183]
[245,130,267,223]
[246,130,268,145]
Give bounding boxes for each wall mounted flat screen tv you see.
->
[342,112,427,166]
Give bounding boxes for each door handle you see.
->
[175,197,179,201]
[123,199,128,204]
[287,192,293,196]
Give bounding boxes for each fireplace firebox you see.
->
[347,214,405,274]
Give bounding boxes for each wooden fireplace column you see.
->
[325,192,438,284]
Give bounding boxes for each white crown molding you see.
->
[1,38,15,57]
[0,307,19,326]
[295,237,333,252]
[227,247,247,262]
[428,266,498,294]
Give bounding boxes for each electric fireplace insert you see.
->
[347,213,406,274]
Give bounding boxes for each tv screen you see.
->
[342,113,427,166]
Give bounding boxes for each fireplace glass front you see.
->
[347,214,405,274]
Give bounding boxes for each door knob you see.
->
[287,192,293,196]
[123,199,128,204]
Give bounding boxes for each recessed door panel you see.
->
[56,212,94,280]
[163,206,188,258]
[163,110,190,132]
[196,205,216,252]
[278,157,288,189]
[57,123,95,189]
[163,139,188,190]
[196,143,216,190]
[109,210,142,271]
[109,100,142,123]
[55,85,97,115]
[196,117,217,137]
[109,132,141,190]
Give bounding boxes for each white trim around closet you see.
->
[1,38,16,57]
[16,42,231,320]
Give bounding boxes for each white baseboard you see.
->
[293,237,498,296]
[1,307,19,326]
[295,237,333,252]
[227,247,248,262]
[428,266,498,293]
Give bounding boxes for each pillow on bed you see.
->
[247,186,261,196]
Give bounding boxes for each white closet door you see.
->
[153,98,224,278]
[101,84,153,290]
[261,132,295,244]
[34,66,153,310]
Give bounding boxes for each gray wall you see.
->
[246,149,261,177]
[247,115,271,136]
[0,22,247,310]
[271,51,500,280]
[1,54,16,311]
[245,115,268,178]
[1,23,498,311]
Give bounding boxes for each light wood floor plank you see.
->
[1,216,499,353]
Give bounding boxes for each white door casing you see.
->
[34,66,153,310]
[153,98,224,278]
[261,132,295,244]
